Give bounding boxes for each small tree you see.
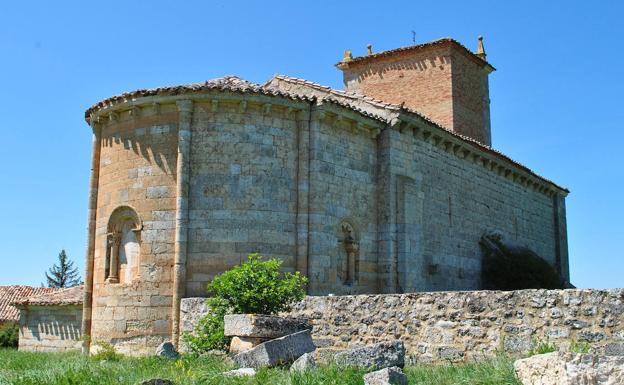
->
[45,249,82,288]
[184,253,308,352]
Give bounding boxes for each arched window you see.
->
[105,206,142,284]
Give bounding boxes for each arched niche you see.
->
[105,206,142,284]
[337,219,359,285]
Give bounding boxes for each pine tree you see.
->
[45,249,82,288]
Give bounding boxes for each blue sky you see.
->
[0,1,622,288]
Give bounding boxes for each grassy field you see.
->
[0,348,521,385]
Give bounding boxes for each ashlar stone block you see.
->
[224,314,311,339]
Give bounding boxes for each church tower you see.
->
[337,37,495,146]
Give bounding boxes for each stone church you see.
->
[81,37,569,354]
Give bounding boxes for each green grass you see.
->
[0,348,521,385]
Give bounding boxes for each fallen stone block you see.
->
[514,352,624,385]
[335,341,405,370]
[223,368,256,377]
[229,336,268,354]
[224,314,312,339]
[290,352,316,372]
[140,380,173,385]
[363,366,408,385]
[233,330,316,368]
[155,342,179,359]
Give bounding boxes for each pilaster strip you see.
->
[81,122,102,354]
[171,99,193,347]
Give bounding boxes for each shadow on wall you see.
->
[29,320,81,341]
[101,124,175,177]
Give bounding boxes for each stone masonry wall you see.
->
[91,105,179,355]
[185,100,302,296]
[377,126,561,293]
[18,305,82,352]
[181,289,624,363]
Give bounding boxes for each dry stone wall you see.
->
[182,289,623,363]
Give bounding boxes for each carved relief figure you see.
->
[105,206,142,284]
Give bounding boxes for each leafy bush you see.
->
[184,253,308,353]
[0,322,19,348]
[480,233,564,290]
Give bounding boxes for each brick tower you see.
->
[336,37,495,146]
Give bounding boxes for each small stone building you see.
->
[0,286,57,326]
[14,286,83,352]
[81,37,570,354]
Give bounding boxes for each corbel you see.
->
[211,99,219,113]
[370,127,381,139]
[152,102,161,115]
[130,106,141,118]
[238,100,248,113]
[263,103,272,115]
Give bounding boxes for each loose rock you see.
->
[223,368,256,377]
[224,314,312,339]
[229,336,268,354]
[140,380,174,385]
[335,341,405,370]
[233,330,316,368]
[290,352,316,372]
[514,352,624,385]
[155,342,179,359]
[363,366,408,385]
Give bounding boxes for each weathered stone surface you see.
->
[233,330,315,368]
[334,341,405,370]
[363,366,408,385]
[183,289,624,364]
[140,380,173,385]
[290,352,316,372]
[514,352,624,385]
[229,336,268,354]
[223,368,256,377]
[224,314,312,339]
[155,342,179,359]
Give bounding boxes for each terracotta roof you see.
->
[85,75,315,122]
[84,72,567,194]
[0,286,58,322]
[13,285,84,307]
[335,37,496,72]
[265,75,568,193]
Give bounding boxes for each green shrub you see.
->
[0,323,19,348]
[184,253,308,353]
[480,233,564,290]
[527,339,557,357]
[569,340,591,353]
[91,341,121,361]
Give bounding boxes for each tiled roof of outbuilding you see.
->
[0,286,58,322]
[12,285,83,307]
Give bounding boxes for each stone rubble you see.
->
[233,329,316,368]
[223,368,257,377]
[334,340,405,370]
[155,342,179,359]
[514,352,624,385]
[290,352,316,372]
[363,366,408,385]
[140,379,174,385]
